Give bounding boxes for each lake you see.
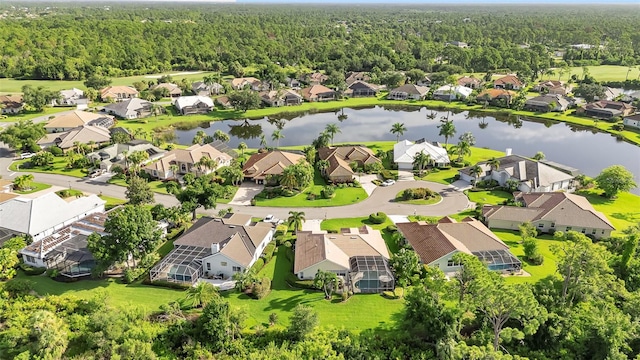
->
[173,106,640,194]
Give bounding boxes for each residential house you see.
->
[103,98,153,119]
[54,88,89,107]
[259,89,303,107]
[285,77,302,90]
[216,96,233,109]
[39,125,112,152]
[143,143,233,180]
[294,226,393,293]
[576,100,636,119]
[493,75,524,90]
[345,72,371,86]
[173,96,214,115]
[0,191,105,242]
[230,77,263,91]
[152,83,183,98]
[150,214,274,284]
[397,217,521,274]
[192,81,224,96]
[394,139,450,170]
[416,75,431,87]
[345,81,379,97]
[623,114,640,130]
[483,192,615,239]
[598,87,624,101]
[533,80,572,96]
[432,85,473,101]
[458,152,575,193]
[100,86,139,102]
[302,72,328,85]
[387,84,429,100]
[524,94,570,112]
[300,85,337,102]
[318,146,381,183]
[44,111,114,133]
[87,140,166,172]
[477,89,517,106]
[19,210,113,276]
[242,150,306,184]
[0,95,24,114]
[457,76,482,89]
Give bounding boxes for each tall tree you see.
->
[594,165,637,198]
[21,85,59,112]
[0,120,46,152]
[172,175,222,220]
[314,270,338,299]
[389,248,421,298]
[125,175,154,205]
[390,122,407,143]
[271,129,284,148]
[412,151,431,176]
[450,140,472,162]
[287,304,318,341]
[228,90,260,112]
[213,130,230,143]
[287,211,306,231]
[324,123,341,146]
[237,142,247,161]
[437,119,456,148]
[186,282,219,309]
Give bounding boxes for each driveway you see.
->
[358,174,379,196]
[229,182,264,205]
[396,170,414,181]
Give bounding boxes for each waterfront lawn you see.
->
[578,189,640,235]
[13,182,51,194]
[466,189,512,205]
[493,230,561,285]
[222,246,403,330]
[10,157,87,178]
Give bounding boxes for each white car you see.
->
[20,152,35,159]
[264,214,276,223]
[381,179,396,187]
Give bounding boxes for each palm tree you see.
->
[169,164,180,179]
[192,130,206,145]
[487,157,500,172]
[237,142,247,162]
[287,211,306,231]
[437,119,456,148]
[337,108,348,122]
[151,103,164,118]
[13,174,34,191]
[450,140,471,162]
[533,151,545,161]
[87,140,97,153]
[134,128,147,140]
[279,166,298,190]
[213,130,230,143]
[390,122,407,143]
[271,129,284,148]
[185,282,219,309]
[469,165,484,186]
[412,151,431,177]
[478,118,489,129]
[196,156,216,174]
[324,123,341,146]
[316,159,330,176]
[259,134,267,149]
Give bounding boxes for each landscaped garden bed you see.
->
[394,188,442,205]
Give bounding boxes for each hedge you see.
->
[368,212,388,224]
[251,258,265,273]
[19,263,47,276]
[285,272,316,289]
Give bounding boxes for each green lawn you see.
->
[109,177,171,195]
[421,147,505,185]
[578,189,640,235]
[13,182,51,194]
[466,189,513,205]
[11,157,88,178]
[394,190,442,205]
[99,195,128,209]
[493,230,561,284]
[222,246,404,330]
[0,106,72,122]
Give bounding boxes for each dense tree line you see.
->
[0,4,638,80]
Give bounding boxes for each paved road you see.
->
[0,142,470,220]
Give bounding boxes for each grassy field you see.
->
[99,194,128,209]
[13,181,51,194]
[467,65,636,83]
[577,189,640,235]
[466,189,513,205]
[0,106,71,123]
[494,230,562,285]
[109,177,171,195]
[10,157,88,178]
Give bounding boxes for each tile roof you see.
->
[300,85,336,99]
[45,111,114,129]
[242,150,306,180]
[318,146,380,177]
[389,84,430,96]
[494,75,523,87]
[103,98,152,118]
[478,88,517,100]
[100,86,139,98]
[54,126,112,149]
[152,83,182,95]
[143,143,231,173]
[0,94,23,108]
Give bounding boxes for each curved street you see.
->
[0,142,471,220]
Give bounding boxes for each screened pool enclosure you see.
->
[347,256,395,294]
[149,245,212,284]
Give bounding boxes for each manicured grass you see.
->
[0,106,72,122]
[421,147,505,185]
[394,190,442,205]
[13,182,51,194]
[493,230,561,285]
[222,246,404,330]
[320,216,400,254]
[578,189,640,235]
[56,189,84,198]
[99,195,128,209]
[10,157,88,178]
[108,177,170,195]
[466,189,512,205]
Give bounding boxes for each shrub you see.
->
[48,146,63,156]
[320,185,335,199]
[3,278,34,297]
[400,188,435,200]
[369,212,388,224]
[251,277,272,299]
[262,242,277,263]
[612,123,625,131]
[380,170,396,180]
[252,258,265,273]
[306,193,316,200]
[386,225,398,232]
[250,198,257,206]
[18,263,46,276]
[342,290,349,302]
[46,268,60,279]
[285,272,315,289]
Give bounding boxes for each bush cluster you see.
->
[369,212,388,224]
[262,242,277,263]
[252,258,265,273]
[475,179,499,189]
[320,186,335,199]
[400,188,436,201]
[18,263,46,276]
[255,187,299,199]
[380,170,396,181]
[251,277,271,299]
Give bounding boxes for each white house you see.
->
[103,98,153,119]
[87,139,166,171]
[173,96,214,115]
[54,88,89,108]
[458,152,575,193]
[624,114,640,130]
[397,217,521,274]
[294,226,393,293]
[432,85,473,101]
[0,191,105,242]
[394,139,450,170]
[150,214,274,285]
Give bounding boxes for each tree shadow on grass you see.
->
[611,212,640,223]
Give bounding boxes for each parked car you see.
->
[381,179,396,187]
[20,152,35,159]
[88,168,106,178]
[263,214,283,224]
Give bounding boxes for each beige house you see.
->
[457,76,482,89]
[294,226,393,293]
[397,217,521,274]
[483,192,615,239]
[150,214,274,284]
[300,85,336,102]
[0,95,24,114]
[259,89,303,107]
[318,146,381,183]
[242,150,306,184]
[100,86,139,102]
[303,72,328,85]
[143,143,232,180]
[230,77,263,91]
[38,126,112,152]
[152,83,182,98]
[388,84,429,100]
[494,75,524,90]
[44,111,114,133]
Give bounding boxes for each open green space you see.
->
[394,190,442,205]
[109,177,170,195]
[0,106,71,123]
[13,181,51,194]
[10,157,88,178]
[494,230,562,285]
[99,195,128,209]
[466,189,513,205]
[577,189,640,235]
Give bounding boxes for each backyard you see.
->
[466,189,513,205]
[10,156,88,178]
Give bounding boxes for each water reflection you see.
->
[228,120,262,140]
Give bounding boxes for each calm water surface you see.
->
[174,106,640,194]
